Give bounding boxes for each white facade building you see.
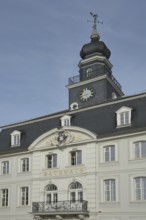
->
[0,14,146,220]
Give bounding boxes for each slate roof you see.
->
[0,92,146,155]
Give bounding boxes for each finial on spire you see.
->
[89,12,103,40]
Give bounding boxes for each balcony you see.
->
[68,69,122,91]
[32,200,88,216]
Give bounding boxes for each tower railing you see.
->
[68,69,122,90]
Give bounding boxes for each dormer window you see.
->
[116,106,132,127]
[60,115,72,127]
[10,130,21,146]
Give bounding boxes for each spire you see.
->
[90,12,102,41]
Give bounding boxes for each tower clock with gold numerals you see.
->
[80,87,94,102]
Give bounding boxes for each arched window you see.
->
[69,182,83,202]
[45,184,58,203]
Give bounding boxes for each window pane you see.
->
[53,193,58,202]
[78,191,83,201]
[22,158,29,172]
[77,151,82,164]
[141,142,146,157]
[111,146,115,161]
[21,187,28,205]
[120,113,124,125]
[47,155,52,168]
[104,147,109,162]
[2,189,8,207]
[135,143,140,158]
[53,154,57,168]
[70,192,76,202]
[71,152,76,165]
[111,180,116,201]
[125,111,129,124]
[2,161,9,174]
[47,194,51,203]
[104,179,116,202]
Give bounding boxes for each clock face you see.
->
[80,87,94,101]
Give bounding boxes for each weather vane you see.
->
[89,12,103,28]
[88,12,103,39]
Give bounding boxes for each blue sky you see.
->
[0,0,146,126]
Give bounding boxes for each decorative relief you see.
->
[43,167,86,177]
[45,129,92,149]
[46,129,74,147]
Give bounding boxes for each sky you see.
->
[0,0,146,126]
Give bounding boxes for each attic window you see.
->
[112,92,117,99]
[115,106,132,127]
[10,130,21,146]
[60,115,72,127]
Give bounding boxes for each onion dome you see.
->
[80,13,111,59]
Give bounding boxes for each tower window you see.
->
[86,68,93,78]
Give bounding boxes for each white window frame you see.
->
[20,186,29,206]
[103,145,115,162]
[131,176,146,201]
[104,179,116,202]
[101,177,119,203]
[132,141,146,159]
[1,188,9,207]
[69,182,83,202]
[21,158,29,172]
[70,150,82,166]
[1,161,9,175]
[45,184,58,203]
[116,106,132,127]
[46,154,57,169]
[10,130,21,146]
[60,115,72,127]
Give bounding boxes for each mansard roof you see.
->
[0,92,146,155]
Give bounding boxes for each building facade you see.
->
[0,14,146,220]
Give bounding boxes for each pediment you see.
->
[28,126,97,151]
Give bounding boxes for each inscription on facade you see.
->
[43,167,86,177]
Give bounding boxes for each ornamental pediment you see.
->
[29,126,97,151]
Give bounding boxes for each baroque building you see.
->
[0,14,146,220]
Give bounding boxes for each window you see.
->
[47,154,57,168]
[1,189,8,207]
[71,150,82,166]
[69,182,83,202]
[134,177,146,201]
[104,179,116,202]
[86,68,92,78]
[70,102,79,110]
[10,130,21,146]
[134,141,146,159]
[21,158,29,172]
[104,145,115,162]
[116,106,132,127]
[60,115,72,127]
[2,161,9,174]
[45,184,58,203]
[20,187,29,206]
[112,92,117,99]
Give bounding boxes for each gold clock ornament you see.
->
[80,87,94,101]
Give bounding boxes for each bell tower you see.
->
[67,13,124,110]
